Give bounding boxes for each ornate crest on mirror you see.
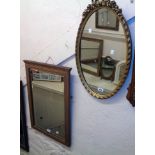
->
[24,60,71,146]
[76,0,132,99]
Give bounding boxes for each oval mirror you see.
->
[76,0,132,99]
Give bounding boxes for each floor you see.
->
[20,149,30,155]
[83,72,117,92]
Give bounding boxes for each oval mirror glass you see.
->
[76,1,132,99]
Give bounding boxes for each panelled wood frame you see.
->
[24,60,71,146]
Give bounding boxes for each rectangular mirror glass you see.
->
[24,60,71,146]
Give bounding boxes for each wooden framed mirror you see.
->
[24,60,71,146]
[76,0,132,99]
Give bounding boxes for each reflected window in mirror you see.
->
[76,0,132,99]
[24,60,71,146]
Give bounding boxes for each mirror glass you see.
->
[80,7,127,95]
[96,8,119,30]
[31,69,65,139]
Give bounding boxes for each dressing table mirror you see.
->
[24,60,71,146]
[76,0,132,99]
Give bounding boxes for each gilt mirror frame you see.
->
[24,60,71,146]
[76,0,132,99]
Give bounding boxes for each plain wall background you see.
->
[20,0,135,155]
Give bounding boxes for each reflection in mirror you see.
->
[81,37,103,76]
[80,7,128,95]
[96,8,119,30]
[24,60,71,146]
[31,70,65,138]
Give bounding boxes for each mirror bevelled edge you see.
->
[75,0,132,99]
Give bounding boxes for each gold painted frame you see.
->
[75,0,132,99]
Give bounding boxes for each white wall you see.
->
[20,0,135,155]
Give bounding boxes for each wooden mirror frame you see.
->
[24,60,71,146]
[76,0,132,99]
[127,59,135,107]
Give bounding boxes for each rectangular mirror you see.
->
[24,60,71,146]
